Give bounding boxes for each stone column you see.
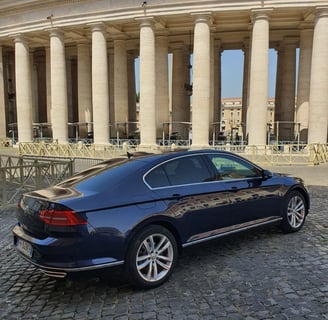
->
[14,35,33,142]
[77,42,92,138]
[49,29,68,143]
[138,17,157,149]
[191,13,211,149]
[5,51,16,131]
[91,23,110,145]
[246,10,270,146]
[212,39,222,140]
[242,40,250,139]
[113,38,128,136]
[108,48,115,138]
[127,51,137,134]
[34,50,47,125]
[274,44,284,135]
[66,54,74,138]
[296,27,313,142]
[308,8,328,144]
[45,47,51,125]
[156,34,169,139]
[31,51,38,124]
[0,46,6,138]
[171,41,190,139]
[275,37,297,141]
[209,35,214,139]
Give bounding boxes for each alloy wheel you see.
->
[136,233,174,282]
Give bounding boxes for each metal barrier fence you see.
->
[0,155,74,207]
[212,143,328,166]
[17,141,328,166]
[1,142,327,208]
[18,142,130,159]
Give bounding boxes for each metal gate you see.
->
[0,155,74,208]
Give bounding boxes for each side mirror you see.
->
[262,169,273,179]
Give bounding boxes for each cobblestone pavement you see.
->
[0,186,327,320]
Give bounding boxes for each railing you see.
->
[1,142,327,207]
[17,141,328,166]
[18,141,132,159]
[212,143,328,166]
[0,155,74,207]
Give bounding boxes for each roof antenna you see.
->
[127,151,133,159]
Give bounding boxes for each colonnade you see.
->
[0,7,328,148]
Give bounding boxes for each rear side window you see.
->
[144,166,170,188]
[145,155,213,188]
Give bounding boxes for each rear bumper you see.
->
[15,250,124,278]
[12,225,124,278]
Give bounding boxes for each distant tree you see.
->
[136,92,140,103]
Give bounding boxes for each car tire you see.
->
[125,225,178,289]
[281,190,307,233]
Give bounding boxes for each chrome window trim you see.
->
[143,152,264,191]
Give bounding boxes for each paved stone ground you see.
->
[1,185,328,320]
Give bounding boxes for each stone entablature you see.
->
[0,1,324,48]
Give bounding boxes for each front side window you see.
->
[207,154,261,180]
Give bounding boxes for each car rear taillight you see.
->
[40,209,87,226]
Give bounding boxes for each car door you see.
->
[144,154,232,245]
[205,153,283,227]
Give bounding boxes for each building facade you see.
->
[220,98,275,143]
[0,0,327,148]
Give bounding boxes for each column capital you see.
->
[77,39,91,46]
[282,36,299,47]
[88,22,107,33]
[112,34,128,41]
[47,27,64,39]
[156,30,169,38]
[250,8,273,22]
[136,16,156,28]
[242,37,250,51]
[298,22,314,31]
[214,39,222,51]
[314,6,328,19]
[170,41,187,51]
[13,33,28,44]
[191,12,212,24]
[127,49,138,60]
[299,27,314,40]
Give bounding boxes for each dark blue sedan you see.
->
[13,150,310,288]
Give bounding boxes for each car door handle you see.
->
[172,193,182,199]
[229,186,238,191]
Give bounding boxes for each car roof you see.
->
[130,149,230,164]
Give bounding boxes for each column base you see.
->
[93,143,112,151]
[189,144,210,150]
[137,144,161,153]
[244,145,268,155]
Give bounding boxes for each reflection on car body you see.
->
[13,149,310,288]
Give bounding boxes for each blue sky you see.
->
[221,49,278,98]
[135,48,281,99]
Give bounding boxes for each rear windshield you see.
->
[57,158,146,191]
